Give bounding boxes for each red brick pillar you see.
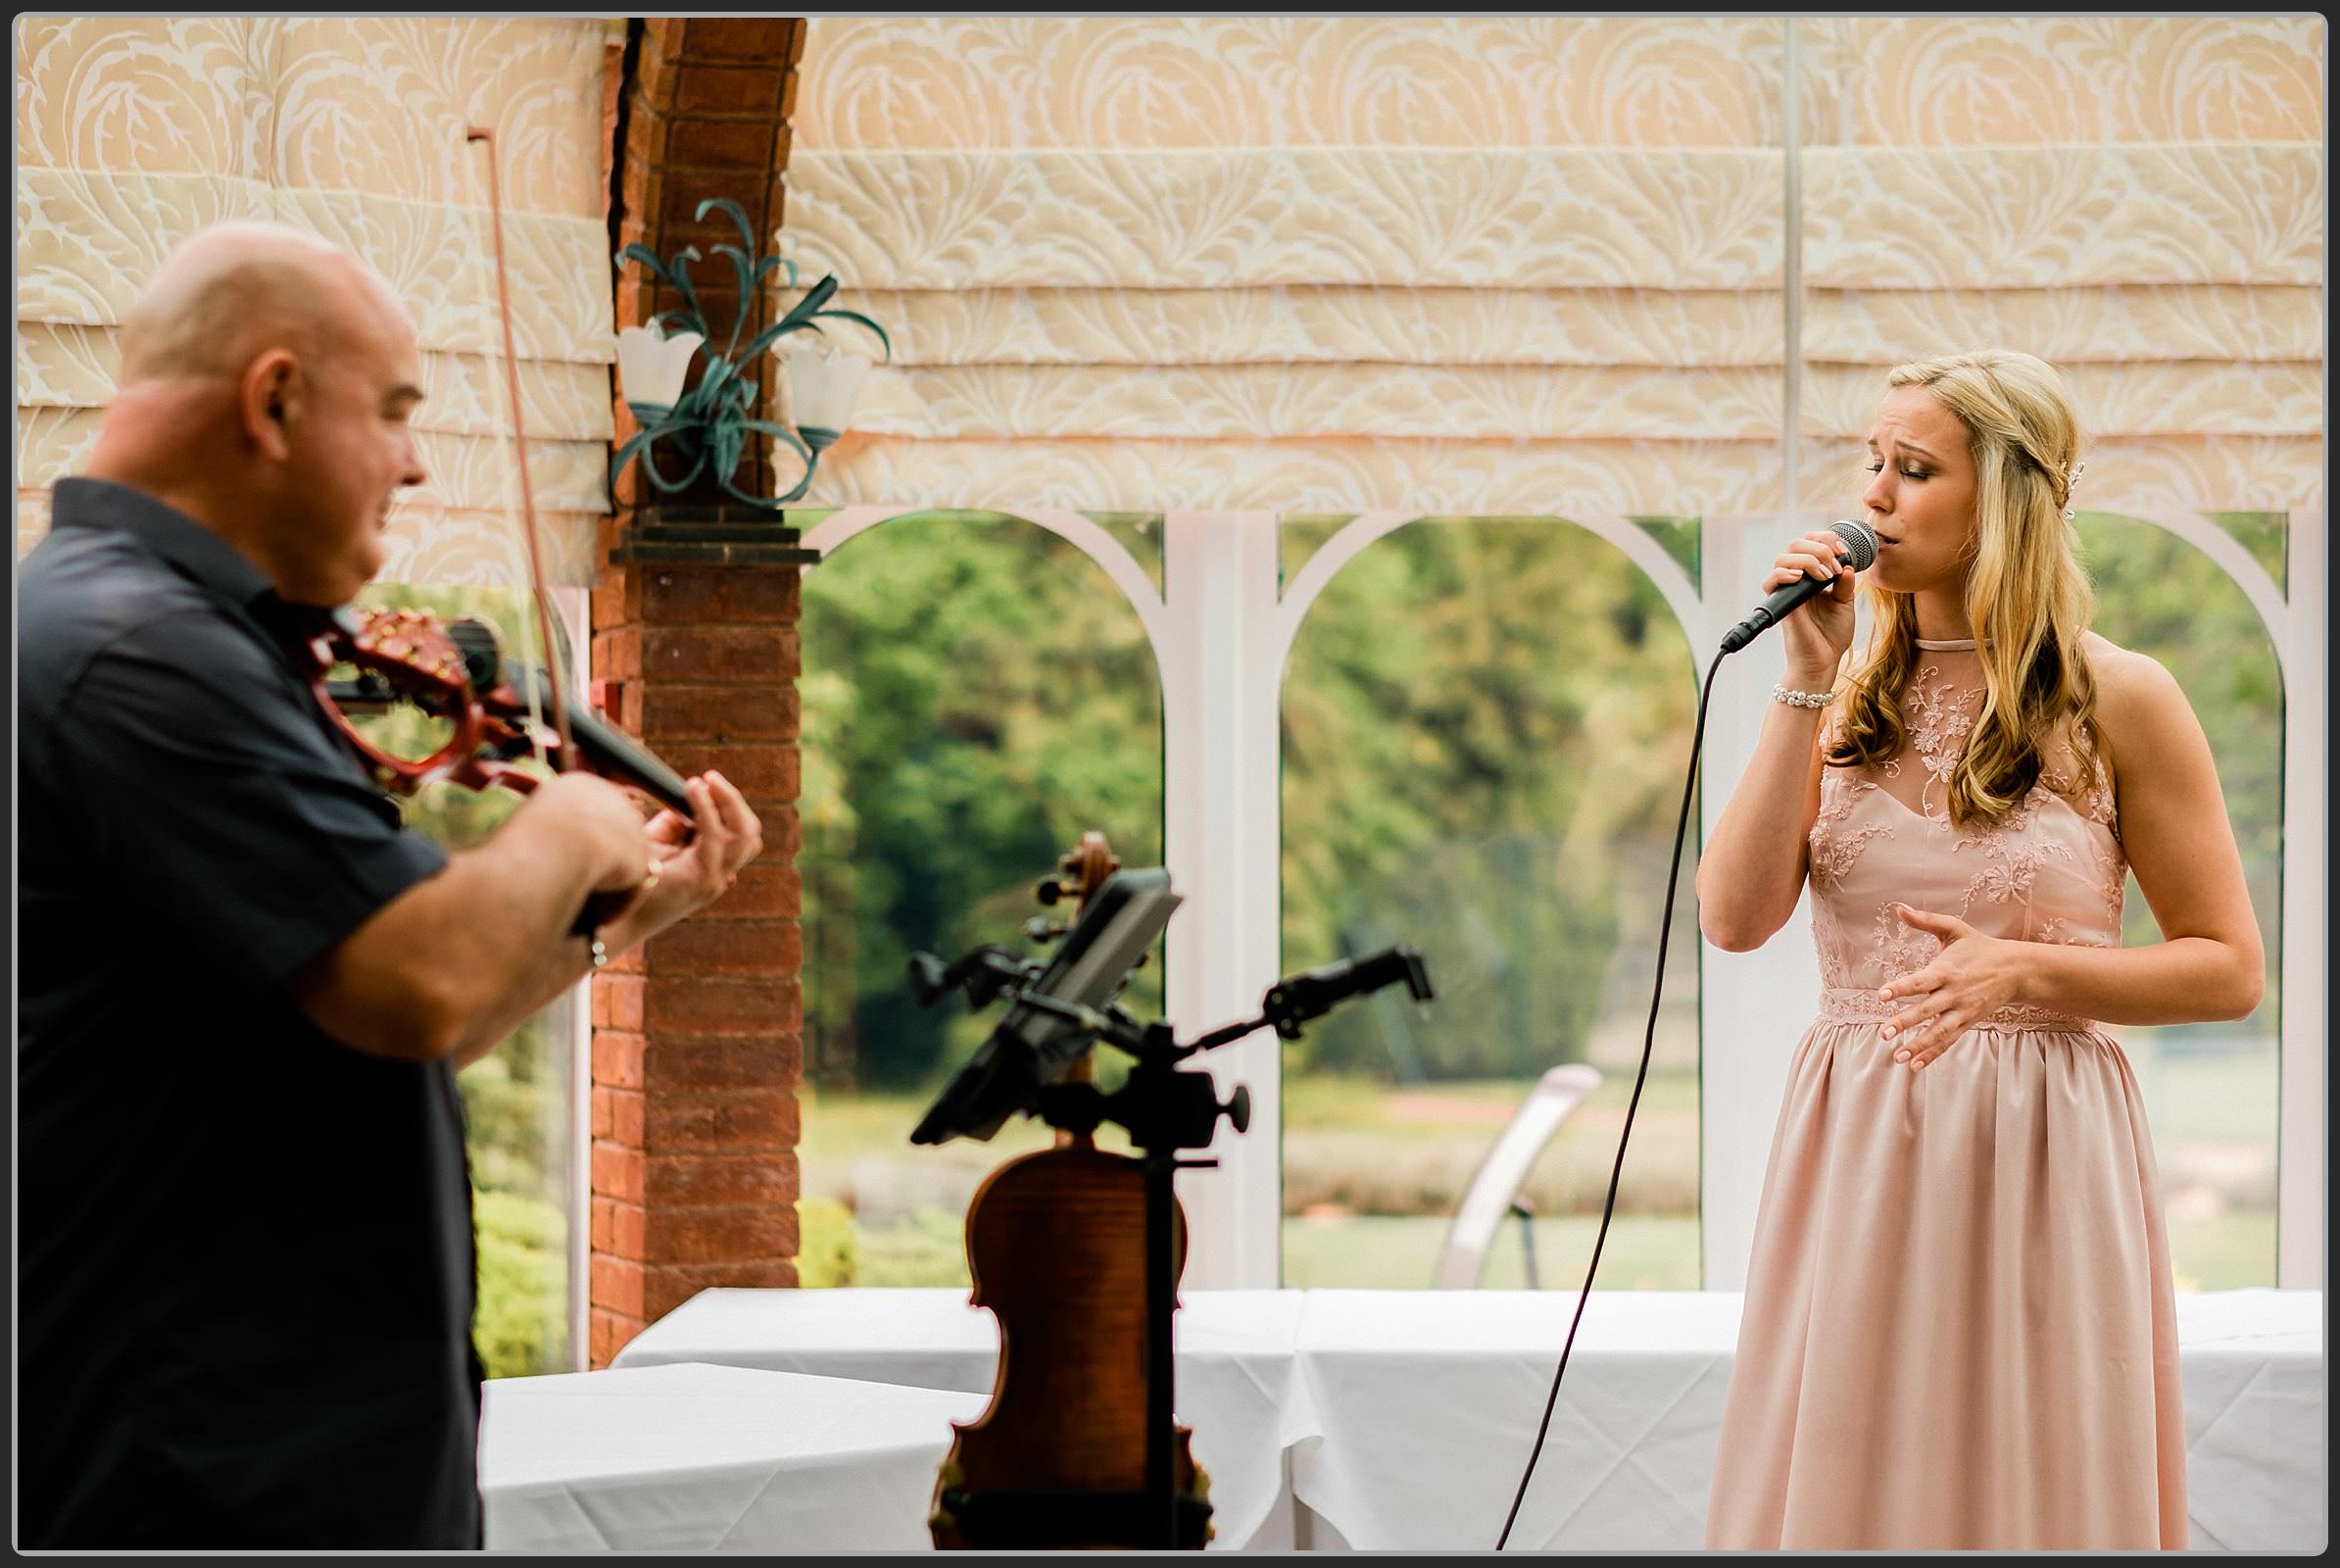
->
[591,16,812,1369]
[588,566,806,1366]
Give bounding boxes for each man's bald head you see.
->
[89,220,429,608]
[116,220,407,386]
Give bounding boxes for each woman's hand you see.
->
[1765,527,1862,687]
[1877,904,2026,1071]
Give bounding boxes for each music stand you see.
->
[910,866,1181,1146]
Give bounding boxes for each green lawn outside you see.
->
[799,1046,2279,1292]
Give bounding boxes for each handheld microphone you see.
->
[1718,519,1877,654]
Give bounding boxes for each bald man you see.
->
[20,222,761,1546]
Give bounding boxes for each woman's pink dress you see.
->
[1704,640,2187,1550]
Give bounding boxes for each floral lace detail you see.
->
[2078,833,2127,931]
[2033,913,2112,948]
[1904,662,1984,790]
[1869,899,1941,982]
[2082,769,2118,833]
[1808,772,1894,894]
[1798,659,2129,993]
[1811,892,1857,985]
[2040,747,2121,839]
[1817,987,2091,1033]
[1952,781,2077,927]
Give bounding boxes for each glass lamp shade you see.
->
[613,325,706,412]
[780,341,871,438]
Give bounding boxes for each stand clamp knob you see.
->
[1221,1085,1250,1136]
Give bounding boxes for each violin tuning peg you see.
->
[1034,878,1063,906]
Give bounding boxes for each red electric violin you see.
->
[304,124,693,828]
[307,603,694,820]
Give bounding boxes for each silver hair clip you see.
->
[2063,459,2086,519]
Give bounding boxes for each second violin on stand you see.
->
[907,833,1435,1551]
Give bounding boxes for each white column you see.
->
[2278,510,2323,1288]
[1158,511,1287,1288]
[1696,514,1825,1291]
[559,583,596,1371]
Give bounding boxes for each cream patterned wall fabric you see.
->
[782,15,2322,518]
[784,16,1793,514]
[17,18,2321,545]
[1795,16,2323,514]
[15,18,615,583]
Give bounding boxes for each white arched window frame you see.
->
[798,507,2323,1292]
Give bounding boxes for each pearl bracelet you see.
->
[1772,683,1833,709]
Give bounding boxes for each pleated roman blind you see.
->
[1795,17,2322,514]
[14,17,618,584]
[782,16,1793,515]
[782,16,2321,520]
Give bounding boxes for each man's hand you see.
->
[531,771,657,893]
[595,771,765,954]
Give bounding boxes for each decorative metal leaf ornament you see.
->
[609,197,892,511]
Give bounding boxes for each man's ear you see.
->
[239,349,300,462]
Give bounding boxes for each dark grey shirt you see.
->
[19,476,482,1548]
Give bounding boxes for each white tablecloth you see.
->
[479,1362,984,1551]
[612,1287,1310,1549]
[1290,1289,2326,1552]
[608,1287,2325,1552]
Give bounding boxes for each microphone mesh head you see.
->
[445,616,504,692]
[1830,519,1878,571]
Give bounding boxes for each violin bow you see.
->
[464,122,578,770]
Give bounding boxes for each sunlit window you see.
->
[342,580,583,1374]
[1279,516,1703,1290]
[797,512,1167,1287]
[2076,513,2286,1290]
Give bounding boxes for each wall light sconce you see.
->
[609,197,891,514]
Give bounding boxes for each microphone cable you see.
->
[1494,645,1728,1549]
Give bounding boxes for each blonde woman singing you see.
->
[1698,350,2264,1550]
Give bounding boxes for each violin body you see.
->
[309,604,695,818]
[926,831,1212,1551]
[914,833,1423,1549]
[931,1136,1211,1550]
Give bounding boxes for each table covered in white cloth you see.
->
[1287,1289,2325,1551]
[478,1362,984,1551]
[610,1287,1311,1550]
[608,1287,2323,1552]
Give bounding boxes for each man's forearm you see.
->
[294,800,620,1063]
[431,807,616,1061]
[447,930,597,1071]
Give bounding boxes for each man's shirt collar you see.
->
[50,475,276,612]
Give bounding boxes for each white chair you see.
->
[1431,1063,1603,1289]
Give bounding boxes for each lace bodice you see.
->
[1805,641,2124,1002]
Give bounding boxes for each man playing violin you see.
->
[20,220,762,1547]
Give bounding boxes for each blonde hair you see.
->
[1826,349,2105,826]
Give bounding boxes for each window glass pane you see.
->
[2203,510,2288,593]
[1279,514,1355,588]
[343,580,577,1376]
[1280,516,1702,1290]
[1086,510,1166,595]
[1629,514,1701,593]
[2074,514,2284,1290]
[799,513,1166,1288]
